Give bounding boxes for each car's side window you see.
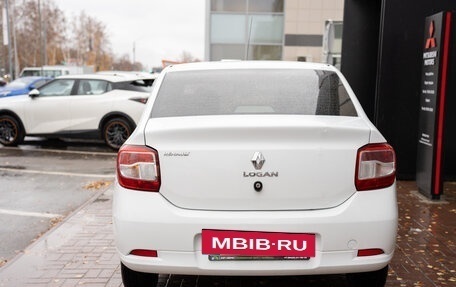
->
[32,79,49,89]
[39,79,75,97]
[76,80,109,95]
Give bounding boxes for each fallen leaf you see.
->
[83,180,113,190]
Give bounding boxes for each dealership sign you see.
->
[416,11,453,199]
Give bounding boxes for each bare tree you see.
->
[13,0,67,69]
[67,11,113,71]
[13,0,42,68]
[0,0,128,75]
[43,1,67,65]
[111,54,143,71]
[179,51,201,63]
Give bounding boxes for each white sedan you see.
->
[0,73,156,149]
[113,61,397,287]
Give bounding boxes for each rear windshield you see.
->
[151,69,357,118]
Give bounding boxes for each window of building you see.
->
[211,14,246,44]
[211,44,245,61]
[249,15,283,44]
[248,45,282,60]
[248,0,284,13]
[209,0,284,61]
[211,0,246,12]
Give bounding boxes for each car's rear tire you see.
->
[346,265,389,287]
[121,262,158,287]
[0,115,25,146]
[102,117,134,150]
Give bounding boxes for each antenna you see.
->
[245,17,254,60]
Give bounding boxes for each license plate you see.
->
[202,229,316,258]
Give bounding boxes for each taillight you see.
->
[117,145,161,192]
[355,143,396,191]
[129,97,148,104]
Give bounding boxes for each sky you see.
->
[58,0,206,69]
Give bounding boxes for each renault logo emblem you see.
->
[251,152,265,170]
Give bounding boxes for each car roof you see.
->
[17,76,52,81]
[56,73,157,83]
[96,71,159,78]
[163,61,338,73]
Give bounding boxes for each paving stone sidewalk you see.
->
[0,182,454,287]
[0,189,122,287]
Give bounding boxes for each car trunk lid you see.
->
[144,115,371,211]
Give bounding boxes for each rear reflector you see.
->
[117,145,161,192]
[355,143,396,191]
[130,249,158,257]
[357,248,384,257]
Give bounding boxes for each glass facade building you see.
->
[206,0,345,64]
[207,0,285,61]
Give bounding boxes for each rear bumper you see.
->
[113,183,397,276]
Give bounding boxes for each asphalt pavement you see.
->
[0,141,116,267]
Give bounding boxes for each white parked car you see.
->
[113,61,397,287]
[0,73,156,149]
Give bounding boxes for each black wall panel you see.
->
[340,0,382,119]
[341,0,456,179]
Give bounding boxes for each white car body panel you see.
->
[0,94,72,134]
[67,94,113,131]
[68,90,144,131]
[144,115,372,211]
[113,184,397,275]
[113,61,397,278]
[24,95,72,134]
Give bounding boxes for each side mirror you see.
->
[29,89,40,98]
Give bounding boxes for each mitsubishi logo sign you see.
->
[251,152,265,170]
[425,20,437,49]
